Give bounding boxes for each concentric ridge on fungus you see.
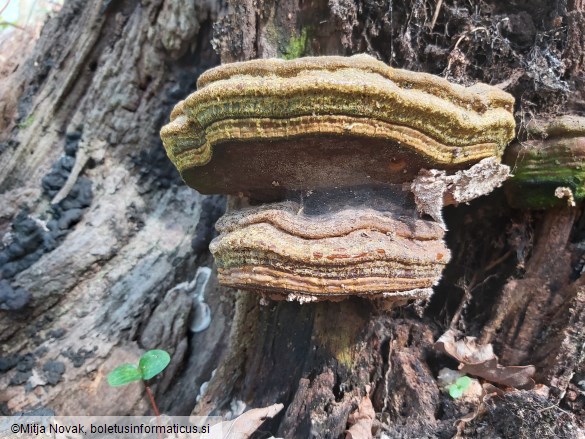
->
[160,56,516,301]
[504,116,585,209]
[161,54,515,196]
[209,201,450,300]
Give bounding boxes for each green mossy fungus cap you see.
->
[504,116,585,209]
[160,54,516,199]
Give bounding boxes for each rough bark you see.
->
[1,0,585,438]
[0,0,225,416]
[196,0,585,437]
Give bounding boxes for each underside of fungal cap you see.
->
[504,116,585,209]
[161,54,516,200]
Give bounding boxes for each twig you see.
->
[450,280,472,329]
[0,21,25,30]
[537,403,572,416]
[445,27,489,76]
[453,27,488,52]
[483,251,513,273]
[0,0,10,17]
[429,0,443,31]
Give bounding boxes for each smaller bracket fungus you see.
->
[209,192,448,301]
[504,116,585,209]
[161,55,516,302]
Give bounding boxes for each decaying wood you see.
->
[0,0,223,417]
[481,207,578,365]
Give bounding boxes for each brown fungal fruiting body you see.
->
[504,116,585,209]
[210,199,449,301]
[160,55,516,302]
[161,54,515,199]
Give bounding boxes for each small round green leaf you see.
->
[448,384,464,399]
[139,350,171,380]
[455,376,472,391]
[107,364,143,387]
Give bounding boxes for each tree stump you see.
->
[1,0,584,437]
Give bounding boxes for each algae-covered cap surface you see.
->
[161,54,515,199]
[504,116,585,209]
[209,196,450,301]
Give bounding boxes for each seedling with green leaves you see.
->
[107,349,171,416]
[447,375,472,399]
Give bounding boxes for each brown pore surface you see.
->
[180,134,477,201]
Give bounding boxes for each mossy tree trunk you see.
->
[1,0,584,437]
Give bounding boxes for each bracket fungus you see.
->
[504,116,585,209]
[161,54,516,302]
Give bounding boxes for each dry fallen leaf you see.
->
[209,403,284,439]
[435,329,535,390]
[345,388,375,439]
